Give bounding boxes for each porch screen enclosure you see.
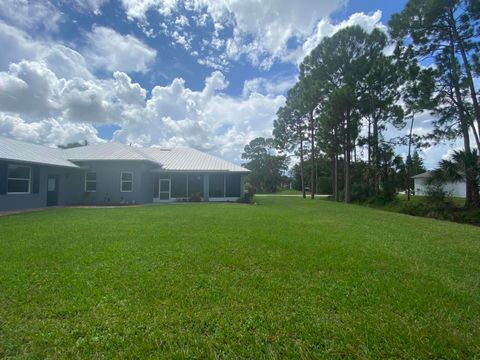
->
[153,172,241,200]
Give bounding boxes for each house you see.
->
[0,137,249,212]
[412,171,466,197]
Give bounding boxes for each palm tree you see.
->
[432,149,480,209]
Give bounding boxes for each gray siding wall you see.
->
[78,161,156,205]
[1,159,246,211]
[57,168,85,205]
[0,160,84,212]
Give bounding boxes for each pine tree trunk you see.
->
[368,91,374,167]
[470,177,480,209]
[471,124,480,150]
[333,127,339,202]
[300,138,306,199]
[373,117,379,194]
[449,8,480,137]
[310,111,315,199]
[447,31,474,208]
[344,147,351,203]
[407,113,415,201]
[333,153,339,201]
[462,128,473,209]
[344,111,351,203]
[367,117,375,191]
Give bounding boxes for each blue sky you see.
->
[0,0,457,167]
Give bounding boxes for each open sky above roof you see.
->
[0,0,461,169]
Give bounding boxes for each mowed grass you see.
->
[0,198,479,359]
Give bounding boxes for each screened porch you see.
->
[152,172,243,202]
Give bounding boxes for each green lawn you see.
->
[1,198,479,359]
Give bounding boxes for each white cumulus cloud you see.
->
[0,0,62,32]
[84,26,157,73]
[0,113,102,146]
[113,71,285,161]
[118,1,391,69]
[0,47,284,162]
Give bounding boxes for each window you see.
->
[47,177,56,191]
[121,171,133,192]
[85,172,96,192]
[7,165,31,194]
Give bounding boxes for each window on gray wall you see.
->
[7,164,31,193]
[85,172,96,192]
[226,174,241,197]
[121,172,133,192]
[209,174,224,197]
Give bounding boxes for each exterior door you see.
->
[159,179,170,201]
[46,175,59,206]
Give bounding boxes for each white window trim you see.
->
[85,172,96,193]
[7,165,31,194]
[121,171,133,192]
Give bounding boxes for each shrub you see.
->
[397,193,456,221]
[350,183,373,203]
[237,193,254,204]
[381,180,397,203]
[190,192,203,202]
[237,186,256,204]
[316,176,333,195]
[453,209,480,225]
[424,183,450,204]
[398,200,429,217]
[366,193,398,206]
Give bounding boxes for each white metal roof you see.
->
[63,142,152,162]
[0,137,78,168]
[140,147,249,172]
[0,137,248,172]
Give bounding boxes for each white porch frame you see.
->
[153,178,173,202]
